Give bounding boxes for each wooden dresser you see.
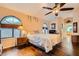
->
[71,35,79,45]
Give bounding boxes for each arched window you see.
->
[0,16,22,39]
[0,16,22,25]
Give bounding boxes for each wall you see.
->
[73,18,79,35]
[49,17,79,35]
[1,38,16,49]
[62,17,79,36]
[0,6,43,34]
[48,17,63,34]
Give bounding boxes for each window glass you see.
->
[0,28,12,38]
[1,16,21,25]
[14,29,21,38]
[66,24,73,32]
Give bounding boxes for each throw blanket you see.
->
[27,34,60,53]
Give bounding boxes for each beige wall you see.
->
[1,38,16,49]
[63,17,79,35]
[0,6,43,34]
[48,17,79,36]
[48,17,63,34]
[73,18,79,35]
[1,6,79,35]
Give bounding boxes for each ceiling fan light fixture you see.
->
[55,9,59,13]
[53,8,60,14]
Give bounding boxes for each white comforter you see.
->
[27,34,60,53]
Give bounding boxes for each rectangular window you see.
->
[0,28,12,39]
[0,28,21,39]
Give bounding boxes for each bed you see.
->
[27,34,61,53]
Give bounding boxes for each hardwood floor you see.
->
[1,43,79,56]
[2,46,48,56]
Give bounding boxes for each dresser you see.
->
[71,35,79,45]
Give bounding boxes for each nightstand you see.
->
[17,37,29,48]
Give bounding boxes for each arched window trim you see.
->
[0,15,22,25]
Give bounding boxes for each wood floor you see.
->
[1,43,79,56]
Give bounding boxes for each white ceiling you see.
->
[0,3,79,20]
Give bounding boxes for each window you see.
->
[0,28,21,39]
[14,29,21,38]
[0,28,12,38]
[1,16,22,25]
[66,24,73,32]
[0,16,22,39]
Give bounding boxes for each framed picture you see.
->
[73,22,78,33]
[51,23,56,29]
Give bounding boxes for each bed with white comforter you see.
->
[27,34,61,53]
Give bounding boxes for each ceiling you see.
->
[0,3,79,20]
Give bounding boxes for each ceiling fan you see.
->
[43,3,74,16]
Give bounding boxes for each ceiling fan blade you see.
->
[43,7,52,10]
[45,11,52,15]
[60,3,66,7]
[60,8,74,11]
[52,3,59,9]
[55,3,59,6]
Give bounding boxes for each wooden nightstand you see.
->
[17,37,29,48]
